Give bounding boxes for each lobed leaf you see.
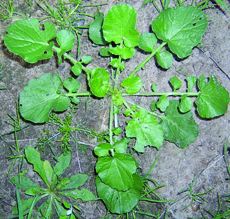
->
[96,153,138,191]
[102,4,139,47]
[126,110,164,152]
[152,6,208,58]
[4,19,56,63]
[95,173,143,214]
[160,100,198,149]
[195,75,229,118]
[20,73,69,123]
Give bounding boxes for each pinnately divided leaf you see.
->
[4,19,56,63]
[152,6,208,58]
[20,73,69,123]
[126,110,164,152]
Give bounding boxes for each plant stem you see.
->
[123,91,200,97]
[109,101,114,145]
[66,92,91,97]
[129,42,167,77]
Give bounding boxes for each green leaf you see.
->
[95,173,143,214]
[12,197,36,215]
[113,138,130,154]
[100,48,111,57]
[4,19,56,63]
[112,127,122,136]
[197,74,207,90]
[53,95,70,112]
[81,55,92,64]
[179,95,193,113]
[156,50,173,69]
[57,30,75,58]
[96,153,138,191]
[112,93,124,106]
[19,73,68,123]
[109,46,135,59]
[195,75,229,118]
[126,110,164,152]
[139,32,157,52]
[11,176,40,191]
[25,147,50,186]
[71,62,82,76]
[102,4,139,47]
[60,189,96,201]
[121,76,142,94]
[89,12,107,45]
[63,77,80,93]
[160,100,198,149]
[94,143,113,157]
[54,151,71,177]
[152,6,208,58]
[89,68,110,97]
[61,174,88,190]
[157,95,169,112]
[169,76,182,91]
[186,75,197,92]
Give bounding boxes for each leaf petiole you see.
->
[129,42,167,77]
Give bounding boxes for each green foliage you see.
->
[4,19,56,63]
[3,1,230,217]
[11,147,96,218]
[152,6,208,58]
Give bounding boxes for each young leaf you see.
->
[4,19,56,63]
[94,143,113,157]
[160,100,198,149]
[109,46,135,59]
[186,75,196,92]
[89,68,110,97]
[126,110,164,152]
[169,76,182,91]
[19,73,68,123]
[156,50,173,69]
[121,76,142,94]
[195,75,229,118]
[95,173,143,214]
[139,32,157,52]
[71,62,82,76]
[25,147,50,187]
[53,95,70,112]
[152,6,208,58]
[63,77,80,93]
[113,138,130,154]
[56,30,75,59]
[179,95,193,113]
[157,95,169,112]
[81,55,92,64]
[96,153,138,191]
[89,12,107,45]
[102,4,139,47]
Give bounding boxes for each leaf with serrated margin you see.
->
[152,6,208,58]
[96,153,138,191]
[126,110,164,152]
[160,100,198,149]
[195,75,229,118]
[102,4,139,47]
[4,19,56,63]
